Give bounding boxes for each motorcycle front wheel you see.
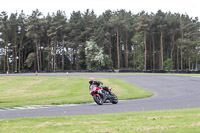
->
[93,95,103,105]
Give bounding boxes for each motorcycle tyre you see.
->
[93,95,104,105]
[110,93,118,104]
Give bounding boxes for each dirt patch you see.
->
[135,121,200,131]
[2,121,74,130]
[135,125,166,131]
[144,115,184,120]
[100,79,124,95]
[81,121,111,125]
[89,118,100,121]
[188,122,200,127]
[135,125,180,131]
[121,118,138,122]
[71,130,81,133]
[35,122,73,128]
[2,126,29,130]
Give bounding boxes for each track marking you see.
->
[191,76,200,78]
[0,103,97,111]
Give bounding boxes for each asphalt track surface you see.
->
[0,73,200,119]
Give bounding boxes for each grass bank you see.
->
[115,73,200,76]
[1,108,200,132]
[0,76,152,108]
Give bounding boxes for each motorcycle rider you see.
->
[89,77,111,95]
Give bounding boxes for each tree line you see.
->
[0,9,200,72]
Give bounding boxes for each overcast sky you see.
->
[0,0,200,19]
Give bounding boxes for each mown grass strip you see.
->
[114,73,200,76]
[0,76,152,108]
[0,108,200,132]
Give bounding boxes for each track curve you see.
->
[0,73,200,119]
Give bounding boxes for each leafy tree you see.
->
[135,11,151,70]
[26,9,43,71]
[0,9,200,72]
[9,13,18,72]
[116,10,134,69]
[18,10,27,72]
[155,10,167,69]
[85,40,112,70]
[131,34,144,70]
[47,10,67,71]
[25,52,35,68]
[100,10,113,59]
[149,13,158,70]
[109,11,123,69]
[166,13,180,61]
[0,11,10,72]
[163,58,174,70]
[82,9,96,41]
[68,11,84,70]
[43,13,52,71]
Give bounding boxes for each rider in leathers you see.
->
[89,78,111,101]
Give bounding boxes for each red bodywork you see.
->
[90,87,103,96]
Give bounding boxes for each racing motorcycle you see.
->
[90,86,118,105]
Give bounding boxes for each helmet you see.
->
[89,77,94,85]
[89,77,94,81]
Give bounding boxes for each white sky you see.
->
[0,0,200,19]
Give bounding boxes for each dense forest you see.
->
[0,9,200,72]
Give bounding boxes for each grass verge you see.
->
[1,108,200,132]
[0,76,152,108]
[112,73,200,76]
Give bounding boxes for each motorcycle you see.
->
[90,86,118,105]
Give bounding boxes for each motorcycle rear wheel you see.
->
[93,95,103,105]
[110,93,118,104]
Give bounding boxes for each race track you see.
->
[0,73,200,119]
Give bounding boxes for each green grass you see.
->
[1,108,200,132]
[109,73,200,76]
[0,76,152,108]
[129,73,200,76]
